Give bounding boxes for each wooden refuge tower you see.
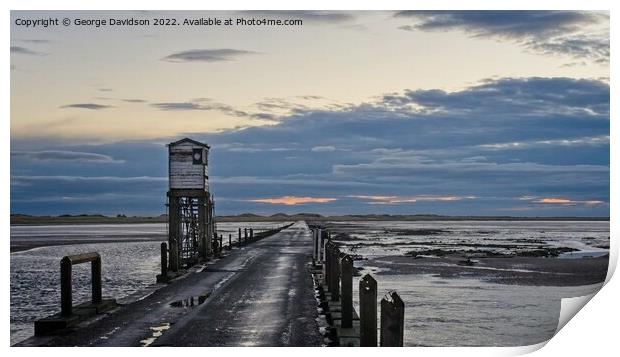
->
[166,138,215,271]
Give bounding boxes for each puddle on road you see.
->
[140,322,171,347]
[169,292,211,308]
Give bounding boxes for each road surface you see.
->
[19,221,323,347]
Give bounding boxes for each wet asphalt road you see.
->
[20,221,322,347]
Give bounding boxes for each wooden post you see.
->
[312,229,317,263]
[324,242,332,290]
[321,229,329,261]
[250,228,254,241]
[380,291,405,347]
[228,234,232,250]
[341,254,353,328]
[160,242,168,277]
[60,257,72,316]
[317,229,322,262]
[330,246,340,301]
[244,228,248,243]
[91,255,102,304]
[219,235,223,257]
[322,236,329,279]
[360,274,377,347]
[168,195,180,270]
[238,228,242,247]
[198,196,207,259]
[318,230,323,262]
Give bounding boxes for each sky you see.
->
[10,10,610,216]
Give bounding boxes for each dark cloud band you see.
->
[162,48,258,63]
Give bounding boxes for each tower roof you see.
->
[167,137,210,149]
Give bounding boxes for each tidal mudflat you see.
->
[322,220,609,346]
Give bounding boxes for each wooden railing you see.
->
[60,252,102,316]
[311,227,405,347]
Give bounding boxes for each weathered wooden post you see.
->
[317,229,322,262]
[238,228,242,247]
[341,254,353,328]
[92,255,102,304]
[330,246,340,301]
[380,291,405,347]
[324,242,332,289]
[219,235,223,257]
[160,242,168,277]
[244,228,248,244]
[198,196,207,259]
[318,230,323,262]
[312,228,318,265]
[250,228,254,241]
[319,229,327,265]
[60,257,72,316]
[228,234,232,250]
[312,229,317,263]
[360,274,378,347]
[168,239,179,272]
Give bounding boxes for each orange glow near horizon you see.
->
[536,198,574,204]
[249,196,338,205]
[531,197,605,206]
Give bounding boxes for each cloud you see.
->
[11,150,124,163]
[10,46,42,55]
[15,39,52,44]
[11,175,165,183]
[162,49,258,63]
[349,195,476,205]
[333,161,608,179]
[311,146,336,152]
[529,34,609,63]
[151,102,203,110]
[398,77,609,115]
[248,196,338,205]
[478,135,609,150]
[394,11,600,37]
[10,76,609,216]
[61,103,112,110]
[395,11,609,63]
[150,99,274,121]
[519,196,606,206]
[252,96,349,119]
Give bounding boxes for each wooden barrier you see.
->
[35,252,117,336]
[340,254,354,328]
[324,241,333,292]
[360,274,378,346]
[160,242,168,277]
[317,229,322,262]
[60,252,102,316]
[330,245,340,301]
[310,228,407,347]
[169,238,179,272]
[312,230,317,263]
[380,291,405,347]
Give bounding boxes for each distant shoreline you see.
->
[10,213,610,225]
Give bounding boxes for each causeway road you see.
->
[19,221,322,347]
